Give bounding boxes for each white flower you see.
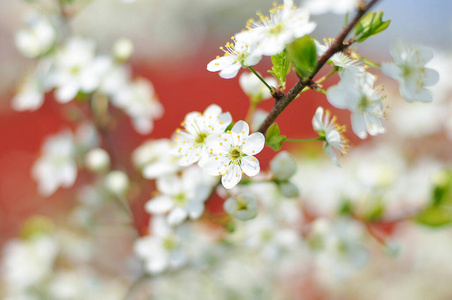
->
[1,236,58,292]
[239,72,278,101]
[12,59,52,111]
[327,70,385,139]
[49,37,109,103]
[112,78,163,134]
[312,106,348,166]
[134,216,187,274]
[173,104,232,167]
[382,37,439,102]
[145,166,214,226]
[315,38,364,76]
[32,131,77,196]
[132,139,180,178]
[207,38,262,79]
[15,15,55,58]
[204,121,265,189]
[98,62,131,97]
[236,0,316,56]
[301,0,358,15]
[224,193,258,220]
[270,151,297,181]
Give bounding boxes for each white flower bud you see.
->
[113,38,134,62]
[85,148,110,172]
[224,193,258,221]
[251,109,268,132]
[105,170,129,196]
[239,72,277,101]
[15,15,56,58]
[270,151,297,181]
[279,181,299,198]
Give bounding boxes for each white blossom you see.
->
[133,139,180,178]
[270,151,297,181]
[145,166,215,226]
[15,14,55,58]
[327,70,385,139]
[382,37,439,102]
[49,37,109,103]
[32,131,77,196]
[207,38,262,79]
[173,104,232,167]
[204,120,265,189]
[315,38,365,76]
[1,236,58,293]
[236,0,316,56]
[224,193,258,220]
[134,217,187,274]
[312,106,348,166]
[12,59,53,111]
[112,78,163,134]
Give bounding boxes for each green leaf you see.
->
[268,50,291,87]
[354,11,391,43]
[416,170,452,227]
[286,35,317,80]
[266,123,286,151]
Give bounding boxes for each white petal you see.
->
[242,132,265,155]
[241,156,260,177]
[55,84,79,103]
[218,63,242,79]
[221,164,242,189]
[167,207,188,226]
[186,201,205,219]
[312,106,325,131]
[207,56,235,72]
[145,196,174,214]
[381,62,401,80]
[423,68,439,87]
[351,112,367,139]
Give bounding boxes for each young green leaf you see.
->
[268,50,291,88]
[354,11,391,43]
[266,123,286,151]
[286,35,317,80]
[416,170,452,227]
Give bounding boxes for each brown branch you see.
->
[257,0,382,134]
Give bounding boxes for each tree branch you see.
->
[257,0,382,134]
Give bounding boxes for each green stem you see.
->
[357,56,381,69]
[245,100,258,125]
[248,66,273,92]
[286,137,324,143]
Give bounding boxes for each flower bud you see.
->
[113,38,134,62]
[279,181,300,198]
[270,151,297,181]
[85,148,110,172]
[224,193,258,221]
[105,170,129,196]
[239,72,277,101]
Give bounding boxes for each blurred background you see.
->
[1,0,452,298]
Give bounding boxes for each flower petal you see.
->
[241,155,260,177]
[221,164,242,189]
[145,196,174,214]
[242,132,265,155]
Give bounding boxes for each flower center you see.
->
[229,147,242,161]
[174,192,188,207]
[195,132,208,145]
[358,95,370,111]
[401,63,414,78]
[269,23,284,35]
[163,236,177,250]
